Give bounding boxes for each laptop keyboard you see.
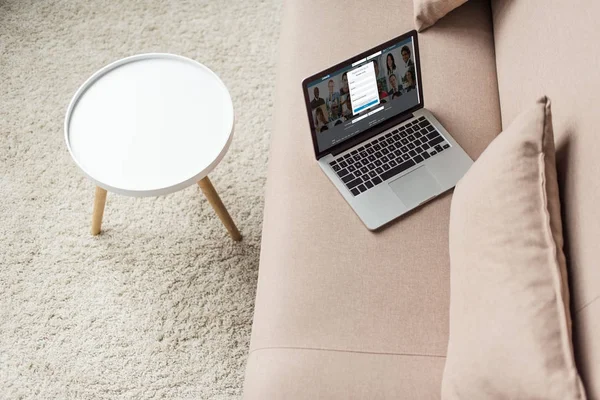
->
[329,116,451,196]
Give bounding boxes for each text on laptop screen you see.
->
[305,36,419,154]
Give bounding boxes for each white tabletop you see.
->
[65,53,234,197]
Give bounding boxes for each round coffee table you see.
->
[65,53,241,240]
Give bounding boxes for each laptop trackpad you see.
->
[388,166,441,208]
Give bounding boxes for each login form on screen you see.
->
[348,62,380,115]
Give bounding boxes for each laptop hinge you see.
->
[330,112,414,157]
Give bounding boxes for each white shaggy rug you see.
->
[0,0,281,398]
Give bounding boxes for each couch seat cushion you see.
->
[244,0,501,398]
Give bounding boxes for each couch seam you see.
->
[575,295,600,315]
[538,99,587,400]
[248,346,446,359]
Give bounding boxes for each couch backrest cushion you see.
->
[492,1,600,397]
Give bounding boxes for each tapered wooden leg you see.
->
[91,186,108,236]
[198,176,242,241]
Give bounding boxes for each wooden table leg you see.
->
[198,176,242,241]
[91,186,108,236]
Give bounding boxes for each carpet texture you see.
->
[0,0,282,398]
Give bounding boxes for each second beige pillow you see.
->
[414,0,467,31]
[443,97,587,399]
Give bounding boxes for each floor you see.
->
[0,0,282,398]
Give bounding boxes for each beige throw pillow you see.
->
[413,0,467,31]
[443,97,587,399]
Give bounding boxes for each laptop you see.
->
[302,30,473,230]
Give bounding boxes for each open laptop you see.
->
[302,30,473,230]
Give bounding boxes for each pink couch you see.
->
[243,0,600,398]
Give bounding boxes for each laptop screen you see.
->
[303,33,421,157]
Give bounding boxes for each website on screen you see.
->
[306,37,419,153]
